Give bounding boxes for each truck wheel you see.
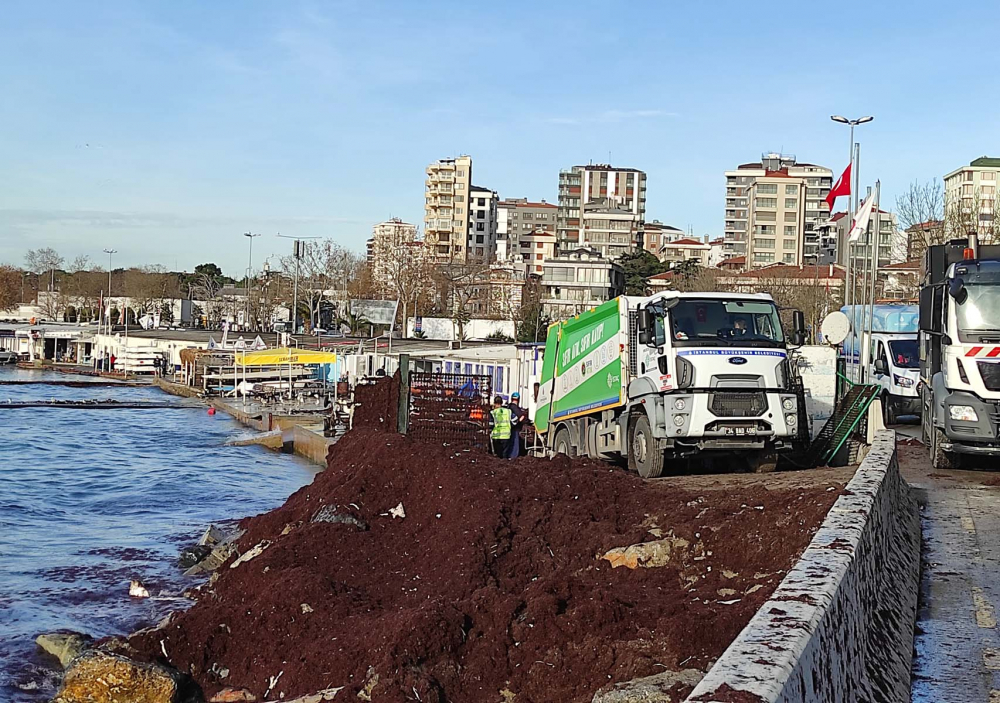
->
[630,415,664,479]
[553,427,575,457]
[883,396,897,426]
[931,427,961,470]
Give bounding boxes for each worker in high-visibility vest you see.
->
[489,394,512,458]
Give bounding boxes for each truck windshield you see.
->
[955,279,1000,343]
[889,340,919,368]
[669,299,784,347]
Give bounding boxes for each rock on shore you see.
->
[52,650,201,703]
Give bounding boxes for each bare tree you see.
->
[69,254,93,273]
[945,186,1000,245]
[895,180,944,262]
[25,247,64,296]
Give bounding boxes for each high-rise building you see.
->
[557,164,646,253]
[368,217,419,280]
[467,186,499,262]
[944,156,1000,238]
[497,198,558,261]
[425,155,473,263]
[724,154,832,268]
[831,209,899,270]
[540,247,625,320]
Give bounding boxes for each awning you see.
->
[234,347,338,366]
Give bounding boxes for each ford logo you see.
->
[728,357,747,365]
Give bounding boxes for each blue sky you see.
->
[1,0,995,275]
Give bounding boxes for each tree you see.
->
[0,265,20,312]
[25,247,64,298]
[337,309,370,335]
[617,249,665,295]
[895,180,945,261]
[945,186,1000,245]
[515,276,550,343]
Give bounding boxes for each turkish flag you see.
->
[825,162,851,212]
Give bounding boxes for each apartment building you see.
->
[496,198,557,261]
[367,218,419,288]
[831,209,899,270]
[557,164,647,251]
[518,230,557,276]
[905,220,945,262]
[468,186,498,262]
[540,247,625,320]
[641,221,684,258]
[659,237,711,268]
[944,156,1000,238]
[425,155,473,263]
[724,154,832,268]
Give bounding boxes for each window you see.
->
[784,226,797,236]
[965,171,974,182]
[785,185,797,195]
[522,213,532,220]
[755,197,777,208]
[456,183,464,190]
[537,242,544,248]
[476,222,485,231]
[536,254,543,260]
[476,235,484,243]
[457,170,465,177]
[984,172,997,181]
[784,199,797,209]
[754,252,775,263]
[757,184,778,194]
[756,238,775,249]
[963,184,974,196]
[456,207,464,214]
[783,239,797,250]
[477,210,485,219]
[478,198,485,206]
[984,186,996,196]
[756,211,776,222]
[784,211,797,222]
[783,253,795,263]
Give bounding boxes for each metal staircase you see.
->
[803,374,882,467]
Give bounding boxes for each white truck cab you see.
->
[868,332,920,424]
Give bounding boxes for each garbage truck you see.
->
[534,291,807,477]
[919,235,1000,468]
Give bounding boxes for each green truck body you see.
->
[535,298,627,435]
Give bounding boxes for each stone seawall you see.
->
[683,430,919,702]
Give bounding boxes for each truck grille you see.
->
[709,391,766,417]
[978,361,1000,391]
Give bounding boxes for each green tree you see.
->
[617,249,666,295]
[516,301,550,343]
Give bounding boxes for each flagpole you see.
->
[864,181,881,384]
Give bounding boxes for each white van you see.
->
[868,332,920,424]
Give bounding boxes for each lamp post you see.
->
[830,115,873,380]
[243,232,260,330]
[277,234,320,336]
[103,249,116,335]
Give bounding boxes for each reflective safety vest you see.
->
[490,407,512,440]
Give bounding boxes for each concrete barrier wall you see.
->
[683,430,919,703]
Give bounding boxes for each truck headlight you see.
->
[949,405,979,422]
[673,414,686,427]
[785,413,798,428]
[673,398,686,411]
[893,374,914,388]
[781,397,795,411]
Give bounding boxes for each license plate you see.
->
[723,425,756,436]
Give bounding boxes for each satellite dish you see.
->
[821,311,851,345]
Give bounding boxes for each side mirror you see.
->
[874,358,888,376]
[791,310,806,345]
[949,277,967,303]
[638,307,654,345]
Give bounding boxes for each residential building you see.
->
[832,209,898,270]
[540,247,625,320]
[580,198,644,259]
[944,156,1000,238]
[518,230,558,276]
[425,155,473,263]
[557,164,647,251]
[497,198,557,261]
[468,186,498,262]
[708,237,726,267]
[659,237,711,268]
[879,260,920,302]
[641,221,684,258]
[724,153,832,267]
[905,220,945,262]
[368,218,419,289]
[718,263,846,294]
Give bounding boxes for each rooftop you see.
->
[882,260,920,271]
[499,199,556,209]
[728,263,846,280]
[663,238,709,247]
[971,157,1000,167]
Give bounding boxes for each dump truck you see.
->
[919,235,1000,468]
[534,291,806,477]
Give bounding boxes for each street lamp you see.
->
[103,249,116,332]
[243,232,261,330]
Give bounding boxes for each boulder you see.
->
[52,650,201,703]
[35,632,93,668]
[592,669,704,702]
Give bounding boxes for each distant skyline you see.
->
[2,0,997,275]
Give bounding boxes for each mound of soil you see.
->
[351,374,400,430]
[128,399,844,702]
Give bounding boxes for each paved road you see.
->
[896,428,1000,702]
